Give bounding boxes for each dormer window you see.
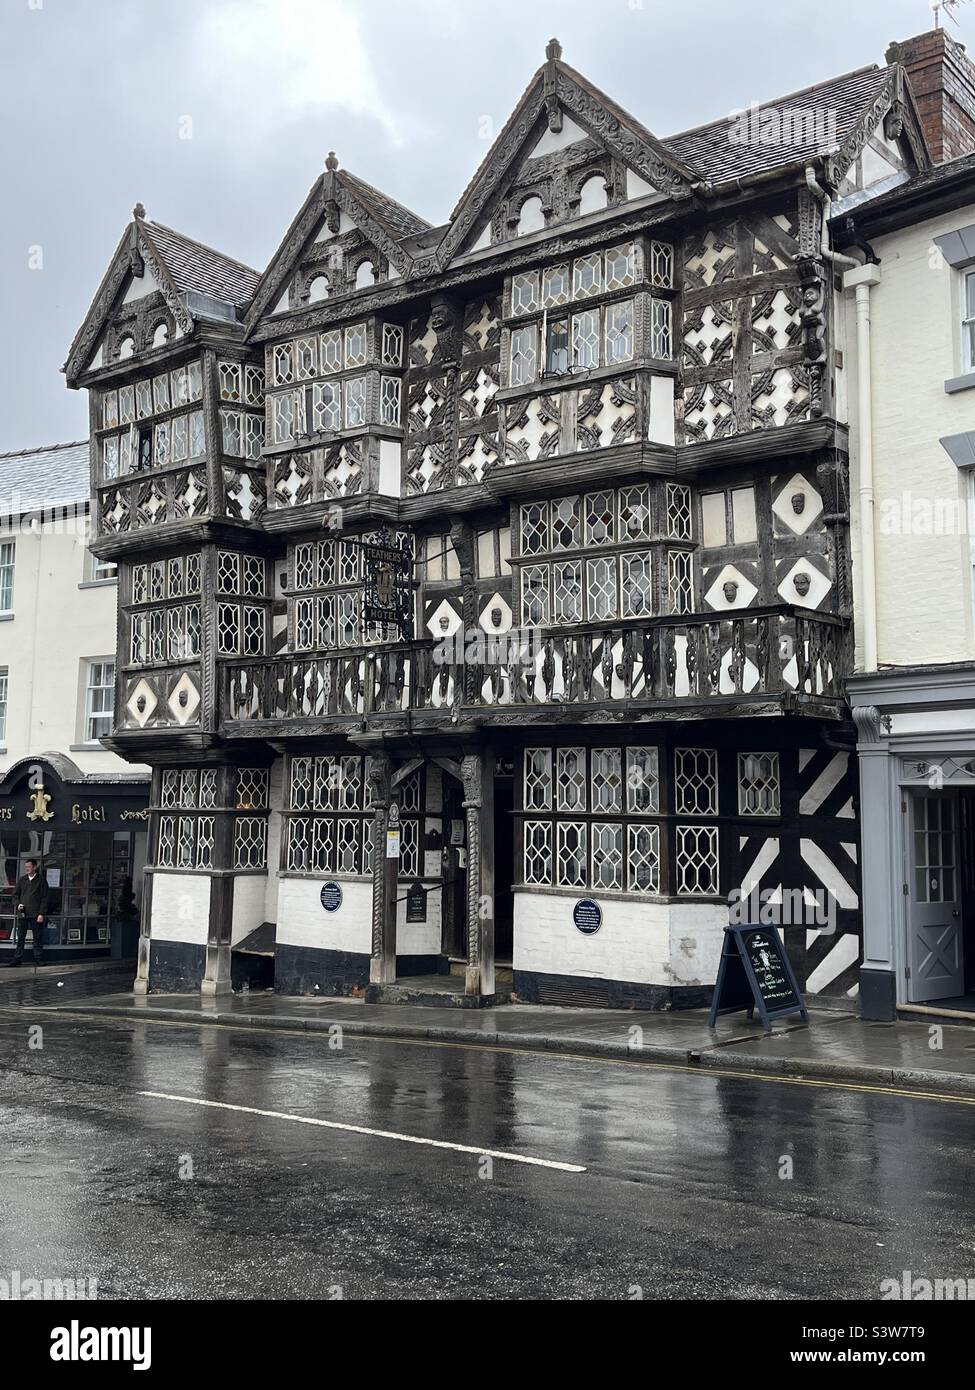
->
[308,275,329,303]
[152,322,169,348]
[118,335,135,360]
[355,260,376,289]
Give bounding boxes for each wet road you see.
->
[1,1008,973,1300]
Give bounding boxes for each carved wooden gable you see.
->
[244,158,431,333]
[440,39,701,266]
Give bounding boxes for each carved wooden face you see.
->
[438,613,451,632]
[722,580,739,603]
[793,572,811,598]
[791,492,806,515]
[490,607,502,628]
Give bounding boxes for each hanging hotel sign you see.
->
[573,899,602,934]
[362,529,414,641]
[708,924,808,1032]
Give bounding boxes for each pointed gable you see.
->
[243,155,431,332]
[64,208,259,382]
[439,38,704,267]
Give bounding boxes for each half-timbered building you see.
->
[64,39,934,1007]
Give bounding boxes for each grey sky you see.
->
[0,0,966,450]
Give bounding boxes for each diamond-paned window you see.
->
[618,485,651,540]
[220,410,242,457]
[295,337,317,380]
[556,821,587,888]
[591,748,623,813]
[219,361,242,401]
[344,375,367,428]
[136,380,153,419]
[272,392,295,443]
[605,244,635,290]
[320,331,342,372]
[511,272,539,316]
[521,565,549,625]
[380,375,401,427]
[520,502,548,555]
[552,561,583,624]
[605,299,634,363]
[381,324,403,366]
[523,820,553,885]
[556,747,587,812]
[586,556,617,620]
[628,823,660,893]
[650,297,673,358]
[620,552,654,617]
[675,825,719,896]
[585,491,615,545]
[273,344,294,385]
[152,373,171,414]
[217,603,240,654]
[510,325,537,386]
[738,752,781,816]
[668,550,693,615]
[217,551,239,593]
[542,264,569,306]
[626,747,659,813]
[675,748,718,815]
[649,241,674,289]
[233,817,267,870]
[571,309,599,369]
[550,496,581,550]
[312,381,342,433]
[573,253,602,298]
[524,748,552,811]
[245,366,265,405]
[344,324,367,368]
[666,483,692,540]
[591,822,623,890]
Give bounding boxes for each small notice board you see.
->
[708,924,808,1032]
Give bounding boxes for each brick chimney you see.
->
[886,28,975,162]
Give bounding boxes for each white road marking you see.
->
[138,1090,587,1172]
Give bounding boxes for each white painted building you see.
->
[0,440,149,960]
[838,153,975,1020]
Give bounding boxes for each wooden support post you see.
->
[368,754,397,985]
[462,751,495,998]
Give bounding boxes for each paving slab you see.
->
[19,986,975,1098]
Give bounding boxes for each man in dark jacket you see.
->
[11,859,48,966]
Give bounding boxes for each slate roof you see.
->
[0,440,91,519]
[663,65,892,185]
[338,171,432,239]
[141,221,260,308]
[831,146,975,226]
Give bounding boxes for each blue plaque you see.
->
[320,882,343,913]
[573,898,602,934]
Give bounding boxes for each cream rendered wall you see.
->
[0,509,147,776]
[845,206,975,669]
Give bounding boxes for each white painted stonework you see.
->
[845,202,975,667]
[513,891,726,986]
[150,871,210,945]
[276,877,371,954]
[231,875,267,945]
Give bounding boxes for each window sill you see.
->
[0,613,13,623]
[78,579,118,590]
[944,370,975,394]
[69,743,107,753]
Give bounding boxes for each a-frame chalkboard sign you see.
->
[708,924,808,1032]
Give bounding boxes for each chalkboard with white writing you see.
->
[708,924,808,1031]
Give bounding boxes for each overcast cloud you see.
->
[0,0,967,449]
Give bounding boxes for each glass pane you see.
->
[701,493,726,547]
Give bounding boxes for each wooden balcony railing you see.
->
[221,606,851,726]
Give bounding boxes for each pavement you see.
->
[2,1007,974,1299]
[9,965,975,1099]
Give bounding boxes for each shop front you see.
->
[0,755,149,961]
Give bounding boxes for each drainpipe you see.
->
[844,261,883,673]
[804,166,881,672]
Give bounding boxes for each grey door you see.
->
[908,793,964,1003]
